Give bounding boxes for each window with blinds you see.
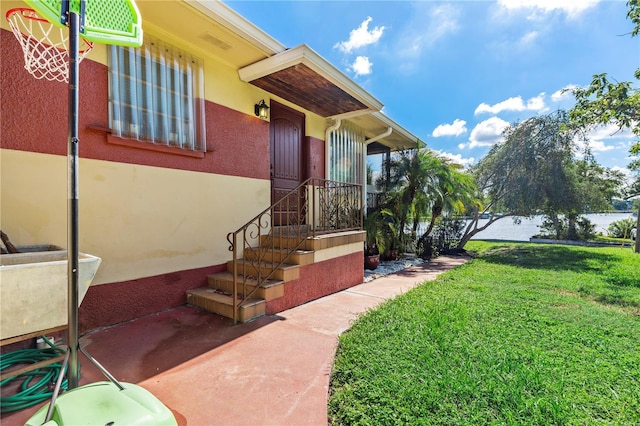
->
[329,121,365,184]
[108,36,206,151]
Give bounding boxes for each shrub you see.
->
[537,215,596,241]
[607,218,636,239]
[416,217,466,258]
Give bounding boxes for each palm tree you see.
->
[376,148,479,252]
[377,149,439,251]
[418,160,478,239]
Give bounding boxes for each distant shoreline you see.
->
[467,212,633,241]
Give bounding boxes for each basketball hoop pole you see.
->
[17,2,176,423]
[66,2,81,390]
[63,0,127,394]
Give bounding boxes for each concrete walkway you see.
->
[1,255,467,426]
[141,255,468,425]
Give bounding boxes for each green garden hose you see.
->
[0,337,68,414]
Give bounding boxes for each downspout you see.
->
[365,126,392,143]
[363,127,393,214]
[325,118,342,181]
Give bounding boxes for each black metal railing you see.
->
[226,178,362,323]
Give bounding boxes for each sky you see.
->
[225,0,639,177]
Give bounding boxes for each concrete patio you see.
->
[1,255,468,426]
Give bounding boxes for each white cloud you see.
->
[475,97,523,115]
[350,56,373,76]
[611,166,634,186]
[432,119,467,137]
[588,123,635,142]
[334,17,385,54]
[429,5,460,43]
[436,151,475,167]
[575,138,616,153]
[551,85,578,102]
[518,31,539,46]
[474,93,547,115]
[467,117,510,148]
[396,3,459,61]
[573,124,635,154]
[526,93,546,111]
[497,0,600,19]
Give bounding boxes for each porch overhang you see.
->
[348,112,424,154]
[238,45,383,118]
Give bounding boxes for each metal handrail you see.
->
[226,178,362,323]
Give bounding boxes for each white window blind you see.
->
[329,121,365,184]
[108,36,205,151]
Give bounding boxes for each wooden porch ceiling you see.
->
[248,64,369,118]
[239,45,383,118]
[367,142,392,155]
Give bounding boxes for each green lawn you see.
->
[328,242,640,425]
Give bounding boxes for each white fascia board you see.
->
[187,0,286,56]
[239,44,384,113]
[329,109,377,121]
[370,111,419,147]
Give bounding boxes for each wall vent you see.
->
[200,33,232,51]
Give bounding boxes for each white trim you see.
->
[238,44,384,113]
[370,112,418,146]
[365,127,393,145]
[187,0,286,56]
[362,127,392,207]
[329,109,377,120]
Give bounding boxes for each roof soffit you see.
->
[347,112,421,152]
[186,0,285,56]
[239,45,383,118]
[136,0,285,68]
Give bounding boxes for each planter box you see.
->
[0,245,101,340]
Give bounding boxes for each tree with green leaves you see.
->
[458,111,624,248]
[458,112,572,247]
[546,154,625,240]
[567,0,640,252]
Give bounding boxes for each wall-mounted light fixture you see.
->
[254,99,269,120]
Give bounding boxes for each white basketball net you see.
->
[6,8,94,83]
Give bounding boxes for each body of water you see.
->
[469,213,635,241]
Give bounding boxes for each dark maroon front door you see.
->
[270,101,305,225]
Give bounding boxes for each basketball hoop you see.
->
[13,0,176,422]
[5,8,93,83]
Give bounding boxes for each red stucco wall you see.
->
[2,28,272,332]
[78,263,227,333]
[304,136,325,180]
[0,29,270,180]
[265,252,364,315]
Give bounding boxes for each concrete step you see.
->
[259,234,308,250]
[226,259,300,282]
[243,247,315,266]
[186,288,264,323]
[207,272,284,301]
[260,230,365,251]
